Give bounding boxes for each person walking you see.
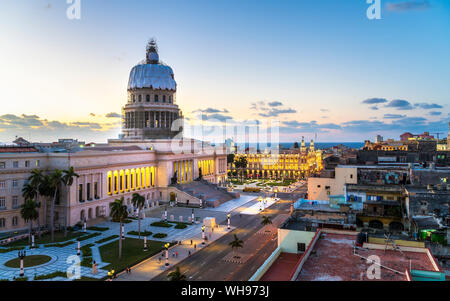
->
[190,239,193,245]
[188,250,191,256]
[194,244,197,250]
[175,251,178,258]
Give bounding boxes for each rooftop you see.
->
[260,253,302,281]
[296,233,436,281]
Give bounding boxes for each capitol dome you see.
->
[127,39,177,91]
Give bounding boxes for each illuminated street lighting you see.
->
[77,241,81,256]
[165,243,170,266]
[18,250,26,277]
[227,213,231,230]
[164,206,168,222]
[143,236,148,251]
[31,232,35,249]
[202,225,206,245]
[191,209,195,225]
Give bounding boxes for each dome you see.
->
[127,63,177,91]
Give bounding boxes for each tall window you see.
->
[79,184,84,202]
[163,95,166,102]
[154,95,159,102]
[25,160,30,168]
[12,196,18,208]
[132,95,135,102]
[146,95,150,102]
[0,197,5,208]
[138,95,142,102]
[0,181,5,190]
[0,162,5,169]
[12,180,18,189]
[0,218,5,228]
[13,161,19,168]
[94,182,98,199]
[12,216,18,226]
[87,183,91,200]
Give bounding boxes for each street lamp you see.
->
[227,214,231,230]
[18,250,26,277]
[83,219,87,233]
[164,206,168,222]
[121,224,125,240]
[202,225,206,245]
[77,241,81,256]
[258,196,263,211]
[143,236,148,251]
[191,209,195,225]
[31,232,35,249]
[164,243,170,266]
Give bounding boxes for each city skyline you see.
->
[1,0,449,143]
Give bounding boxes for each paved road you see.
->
[152,200,291,281]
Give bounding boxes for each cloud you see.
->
[320,109,329,112]
[89,113,96,117]
[384,114,406,119]
[429,111,442,116]
[281,120,341,133]
[370,106,379,111]
[105,112,122,118]
[385,99,414,110]
[386,1,431,12]
[196,108,229,114]
[205,113,234,122]
[414,103,444,109]
[362,98,388,105]
[268,101,283,107]
[259,108,297,118]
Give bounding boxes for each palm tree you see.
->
[20,199,39,245]
[234,157,248,182]
[39,174,53,231]
[167,267,187,281]
[49,170,64,242]
[62,167,79,237]
[131,193,145,239]
[27,169,44,237]
[229,234,244,259]
[261,216,272,232]
[109,197,128,260]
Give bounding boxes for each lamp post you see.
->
[18,250,26,277]
[227,214,231,230]
[77,241,81,256]
[31,232,35,249]
[121,224,125,240]
[164,243,170,266]
[191,209,195,225]
[143,236,148,251]
[164,207,168,222]
[258,197,263,211]
[202,225,206,245]
[83,219,87,233]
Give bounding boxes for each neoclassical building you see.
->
[229,139,323,180]
[0,41,227,234]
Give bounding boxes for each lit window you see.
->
[0,162,5,169]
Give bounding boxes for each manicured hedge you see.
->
[127,231,153,236]
[150,221,173,228]
[86,226,109,232]
[95,235,119,244]
[152,233,168,239]
[0,246,25,253]
[76,233,101,242]
[34,271,67,281]
[44,241,74,248]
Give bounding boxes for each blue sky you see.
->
[0,0,449,143]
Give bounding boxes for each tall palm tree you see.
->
[39,174,53,231]
[229,234,244,259]
[167,267,187,281]
[28,169,44,236]
[49,170,64,242]
[131,193,145,239]
[109,197,128,260]
[261,216,272,232]
[20,199,39,245]
[62,167,79,237]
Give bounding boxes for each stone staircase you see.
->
[178,180,236,208]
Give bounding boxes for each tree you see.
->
[261,216,272,232]
[20,199,39,245]
[131,193,145,239]
[62,167,79,237]
[233,157,248,182]
[27,169,44,237]
[293,142,299,149]
[167,267,187,281]
[227,153,235,164]
[49,170,64,242]
[109,197,128,260]
[228,234,244,259]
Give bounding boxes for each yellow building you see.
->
[228,140,323,180]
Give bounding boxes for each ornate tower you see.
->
[121,40,183,140]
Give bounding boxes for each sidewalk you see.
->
[113,225,234,281]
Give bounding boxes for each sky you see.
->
[0,0,449,143]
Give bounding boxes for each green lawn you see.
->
[4,231,85,247]
[99,238,166,273]
[5,255,52,268]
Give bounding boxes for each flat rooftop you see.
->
[260,253,302,281]
[296,233,435,281]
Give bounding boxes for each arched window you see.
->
[0,218,5,228]
[138,95,142,102]
[146,95,150,102]
[155,95,159,102]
